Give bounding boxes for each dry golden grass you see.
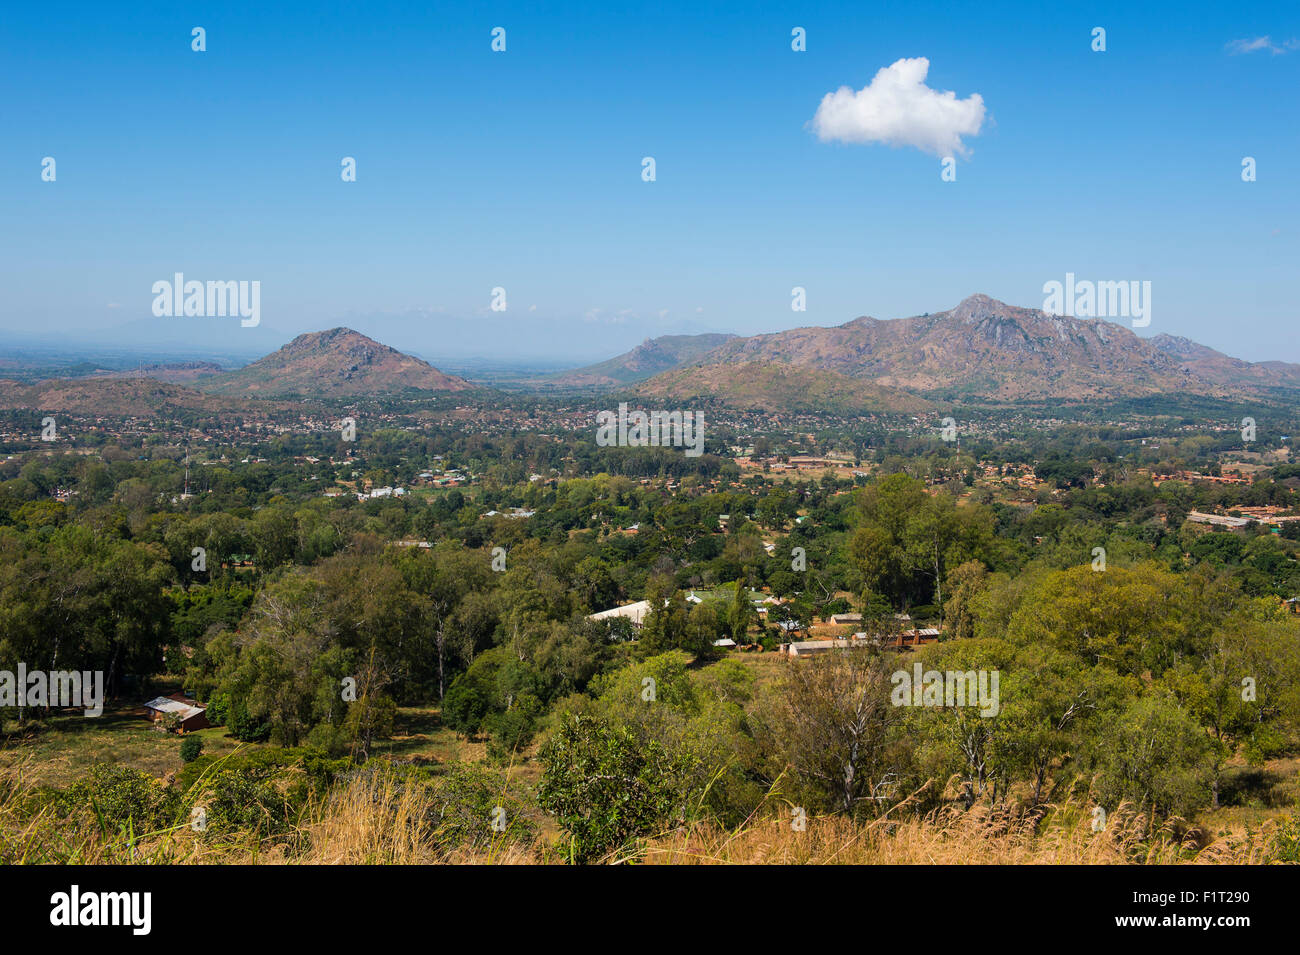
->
[291,769,538,865]
[1,767,1283,865]
[632,803,1270,865]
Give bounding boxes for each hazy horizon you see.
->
[0,289,1286,373]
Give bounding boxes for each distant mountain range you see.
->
[6,297,1299,415]
[0,377,287,417]
[88,361,225,385]
[621,294,1300,410]
[1148,333,1300,391]
[541,334,738,387]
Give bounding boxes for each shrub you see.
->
[424,763,534,852]
[225,695,271,742]
[179,736,203,762]
[1268,811,1300,864]
[483,693,542,759]
[305,721,349,757]
[191,769,294,836]
[57,765,180,834]
[537,714,697,864]
[204,691,230,727]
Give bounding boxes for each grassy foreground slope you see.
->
[2,764,1294,864]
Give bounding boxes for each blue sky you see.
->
[2,0,1297,364]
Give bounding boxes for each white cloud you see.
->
[810,57,985,158]
[1227,36,1298,55]
[583,307,632,325]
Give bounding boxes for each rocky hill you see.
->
[201,328,472,397]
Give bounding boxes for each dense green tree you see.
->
[538,714,699,863]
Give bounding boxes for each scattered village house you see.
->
[781,627,941,657]
[782,637,866,658]
[142,692,209,733]
[586,599,654,629]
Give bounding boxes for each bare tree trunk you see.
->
[436,623,446,701]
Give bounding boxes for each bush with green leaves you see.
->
[224,695,271,742]
[178,746,301,792]
[537,714,699,864]
[179,735,203,762]
[1090,692,1211,818]
[204,691,231,727]
[56,765,180,836]
[191,768,295,836]
[1267,811,1300,863]
[483,693,543,759]
[305,721,349,757]
[443,646,550,754]
[422,763,534,852]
